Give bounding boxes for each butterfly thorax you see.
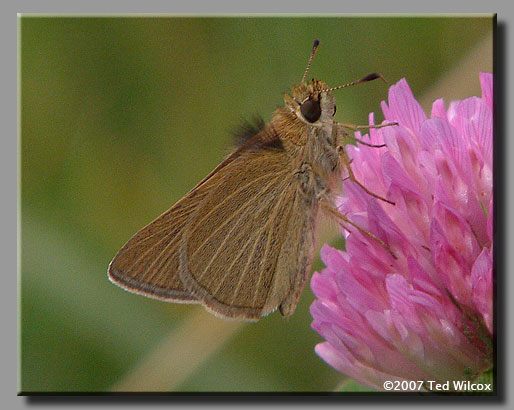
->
[271,79,342,197]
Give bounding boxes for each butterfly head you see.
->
[272,40,385,145]
[284,79,336,126]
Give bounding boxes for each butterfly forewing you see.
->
[108,189,210,302]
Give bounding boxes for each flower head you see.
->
[310,73,493,390]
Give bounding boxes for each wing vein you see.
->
[210,221,260,299]
[141,233,182,284]
[196,197,261,283]
[130,197,203,246]
[189,172,284,261]
[211,179,287,298]
[229,178,292,306]
[192,172,281,232]
[249,180,294,308]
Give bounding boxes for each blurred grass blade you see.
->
[418,31,492,110]
[110,308,244,392]
[334,378,376,392]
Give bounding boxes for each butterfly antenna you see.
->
[320,73,387,93]
[301,39,320,83]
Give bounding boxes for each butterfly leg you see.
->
[336,122,397,147]
[320,201,397,259]
[337,144,395,205]
[338,121,398,131]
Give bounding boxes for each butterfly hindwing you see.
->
[178,145,319,320]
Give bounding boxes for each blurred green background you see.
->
[20,16,493,392]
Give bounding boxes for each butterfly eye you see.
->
[300,98,321,123]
